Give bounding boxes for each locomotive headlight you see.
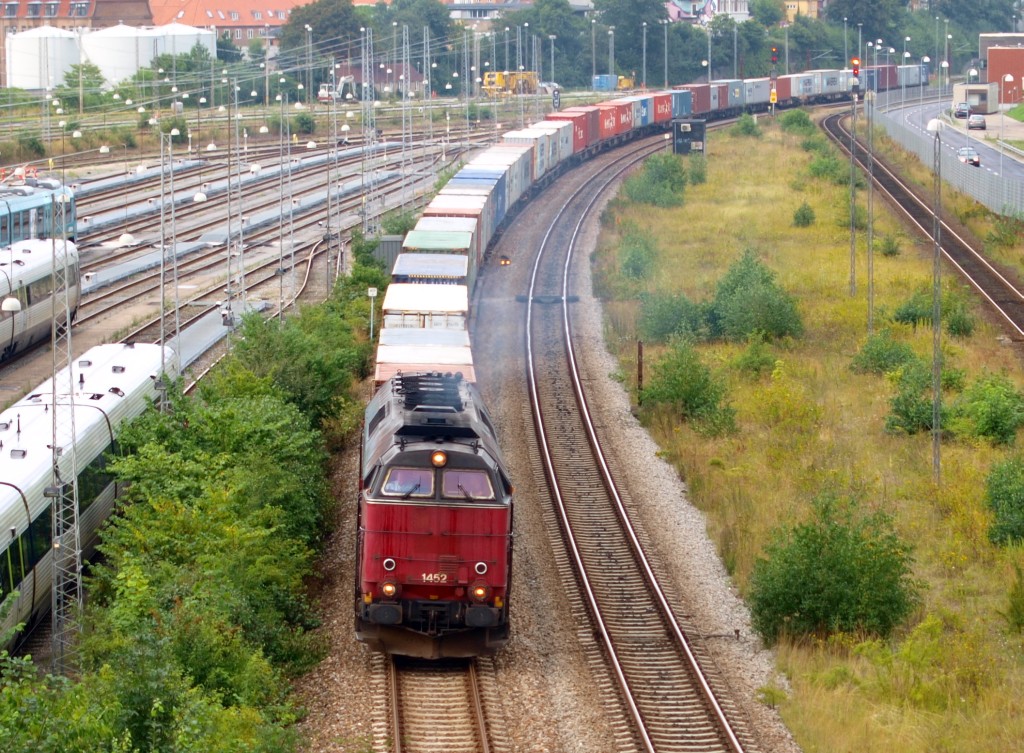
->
[431,450,448,467]
[470,582,490,603]
[381,581,398,598]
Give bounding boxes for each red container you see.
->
[773,75,792,102]
[681,83,711,116]
[546,109,592,153]
[595,102,633,139]
[652,92,673,123]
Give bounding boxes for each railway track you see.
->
[516,139,754,753]
[823,111,1024,340]
[379,657,504,753]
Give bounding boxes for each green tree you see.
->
[950,372,1024,446]
[640,338,736,435]
[749,494,922,645]
[709,249,804,342]
[985,455,1024,544]
[750,0,786,27]
[54,63,106,113]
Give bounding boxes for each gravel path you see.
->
[292,162,803,753]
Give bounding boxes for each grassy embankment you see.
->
[591,117,1024,752]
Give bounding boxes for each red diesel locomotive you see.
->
[355,372,514,658]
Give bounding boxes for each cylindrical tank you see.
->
[80,24,154,88]
[6,25,78,90]
[153,23,216,60]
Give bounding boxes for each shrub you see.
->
[808,150,846,183]
[638,291,706,342]
[688,153,707,184]
[731,113,763,137]
[985,455,1024,544]
[944,296,976,338]
[710,249,804,342]
[779,109,816,135]
[748,494,922,645]
[620,222,659,279]
[623,153,686,207]
[1001,564,1024,632]
[293,111,316,134]
[850,329,918,374]
[892,287,934,330]
[885,359,941,435]
[640,337,736,435]
[17,133,45,158]
[793,201,816,227]
[879,233,901,257]
[950,371,1024,445]
[733,335,777,378]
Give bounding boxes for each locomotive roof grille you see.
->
[393,372,466,412]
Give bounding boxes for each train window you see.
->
[442,470,495,500]
[1,534,27,601]
[26,504,52,572]
[78,451,112,512]
[382,467,434,498]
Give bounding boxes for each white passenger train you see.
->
[0,342,175,644]
[0,238,81,363]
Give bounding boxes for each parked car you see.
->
[954,102,971,118]
[957,146,981,166]
[967,114,986,130]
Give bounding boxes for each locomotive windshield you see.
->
[442,469,495,500]
[382,467,434,498]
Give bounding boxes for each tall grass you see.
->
[593,118,1024,752]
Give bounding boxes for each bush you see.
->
[779,109,816,135]
[733,335,777,378]
[688,153,707,184]
[748,494,922,645]
[950,371,1024,445]
[638,291,706,342]
[850,329,918,374]
[944,296,976,338]
[793,201,816,227]
[731,113,763,137]
[620,222,659,279]
[709,249,804,342]
[1001,564,1024,632]
[892,287,934,330]
[640,338,736,435]
[623,153,686,207]
[293,111,316,134]
[885,359,940,435]
[808,150,846,183]
[879,233,901,257]
[985,455,1024,544]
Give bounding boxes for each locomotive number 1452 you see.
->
[421,573,449,584]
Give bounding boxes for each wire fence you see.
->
[867,87,1024,217]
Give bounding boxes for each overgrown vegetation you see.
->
[0,258,388,751]
[593,116,1024,751]
[749,494,922,645]
[623,153,687,208]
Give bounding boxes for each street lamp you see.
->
[590,20,596,87]
[548,35,557,86]
[968,67,979,85]
[661,19,669,88]
[901,37,911,112]
[844,17,848,65]
[921,56,931,108]
[608,27,615,78]
[1002,73,1015,175]
[642,22,647,90]
[925,117,943,484]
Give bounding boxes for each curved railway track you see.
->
[823,111,1024,340]
[518,138,753,753]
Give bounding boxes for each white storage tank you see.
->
[5,25,79,91]
[80,24,155,89]
[152,23,216,60]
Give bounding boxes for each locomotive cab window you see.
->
[382,467,434,498]
[442,469,495,500]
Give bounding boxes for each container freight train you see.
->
[355,60,922,658]
[0,343,175,647]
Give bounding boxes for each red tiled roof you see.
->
[148,0,305,28]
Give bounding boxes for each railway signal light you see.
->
[851,57,861,77]
[771,46,778,64]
